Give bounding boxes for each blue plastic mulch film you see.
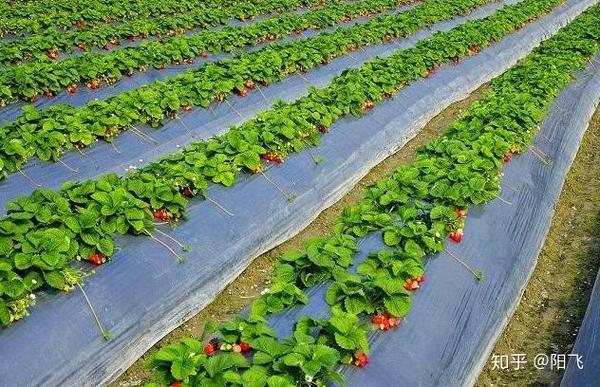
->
[562,266,600,387]
[266,51,600,386]
[0,0,596,386]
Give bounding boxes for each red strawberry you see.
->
[203,343,215,356]
[404,279,419,291]
[239,342,251,353]
[43,89,53,97]
[89,252,104,265]
[78,42,86,50]
[67,84,78,94]
[181,187,193,198]
[87,80,101,90]
[371,314,385,325]
[75,19,85,29]
[451,56,460,65]
[245,80,255,89]
[416,275,425,284]
[47,50,59,59]
[449,229,463,243]
[182,104,192,112]
[468,45,480,53]
[200,51,209,58]
[503,154,511,163]
[153,209,170,220]
[171,382,182,387]
[127,35,136,42]
[353,351,369,368]
[455,208,467,218]
[260,153,283,164]
[362,100,374,111]
[236,88,248,97]
[318,125,329,134]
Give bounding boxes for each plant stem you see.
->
[225,99,244,120]
[145,231,186,263]
[444,248,483,281]
[57,158,79,174]
[205,195,235,217]
[260,170,295,202]
[17,167,41,187]
[77,283,111,340]
[155,229,185,248]
[497,195,513,206]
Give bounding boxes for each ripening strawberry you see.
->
[245,80,255,89]
[455,208,467,218]
[232,344,242,353]
[388,317,400,327]
[203,343,215,356]
[47,50,59,59]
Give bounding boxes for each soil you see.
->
[111,84,492,386]
[476,103,600,386]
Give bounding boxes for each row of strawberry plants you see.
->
[0,0,491,180]
[0,0,340,64]
[0,0,570,326]
[0,0,416,105]
[0,0,255,36]
[145,6,600,385]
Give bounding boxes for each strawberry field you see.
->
[0,0,599,385]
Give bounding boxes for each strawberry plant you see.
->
[0,0,309,36]
[0,0,416,104]
[0,0,491,172]
[0,0,582,326]
[0,0,340,63]
[140,5,600,385]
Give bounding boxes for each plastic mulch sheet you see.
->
[562,267,600,386]
[0,0,595,385]
[266,51,600,386]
